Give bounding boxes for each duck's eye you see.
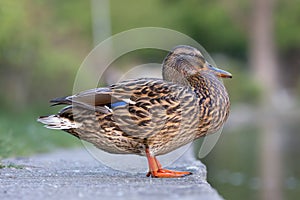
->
[188,52,196,57]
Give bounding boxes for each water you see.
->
[198,120,300,200]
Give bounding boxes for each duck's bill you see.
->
[209,65,232,78]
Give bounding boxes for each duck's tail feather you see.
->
[37,115,82,130]
[50,96,71,106]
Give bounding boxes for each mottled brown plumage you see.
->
[38,45,231,178]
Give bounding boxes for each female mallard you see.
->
[38,45,232,178]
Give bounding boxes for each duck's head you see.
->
[162,45,232,85]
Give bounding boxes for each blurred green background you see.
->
[0,0,299,200]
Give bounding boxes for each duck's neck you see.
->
[186,72,229,103]
[189,72,230,137]
[185,71,213,86]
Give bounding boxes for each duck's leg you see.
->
[145,148,192,178]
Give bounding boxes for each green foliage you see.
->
[110,0,246,57]
[0,163,24,169]
[0,0,92,109]
[276,0,300,50]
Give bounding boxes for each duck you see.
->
[38,45,232,178]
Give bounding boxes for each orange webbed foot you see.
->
[145,148,192,178]
[146,169,192,178]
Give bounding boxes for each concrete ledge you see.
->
[0,148,223,200]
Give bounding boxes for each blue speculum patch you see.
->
[110,101,127,108]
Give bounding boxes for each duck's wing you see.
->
[49,78,159,110]
[50,87,115,113]
[49,78,161,108]
[50,78,197,118]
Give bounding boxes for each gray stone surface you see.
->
[0,148,223,200]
